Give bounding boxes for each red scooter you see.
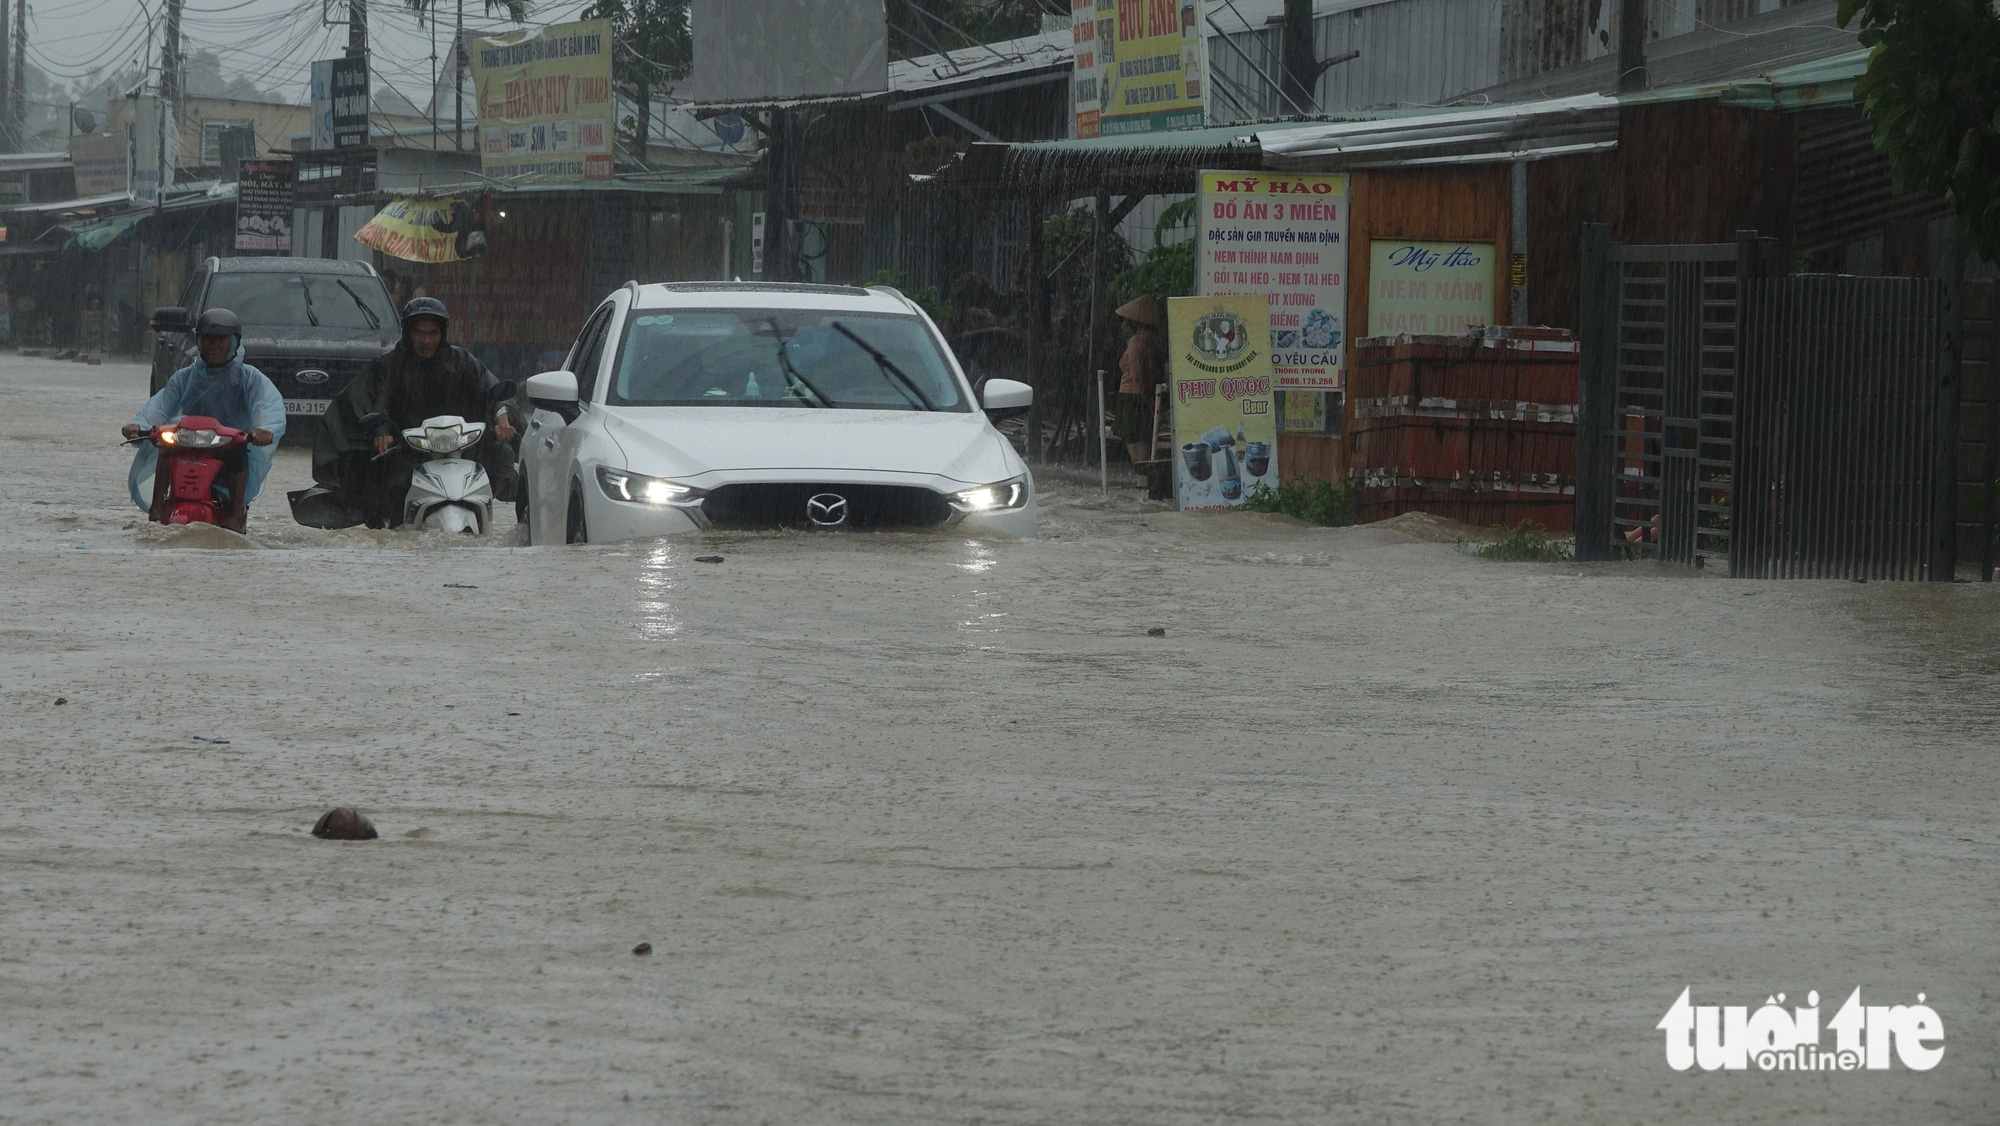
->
[129,415,252,529]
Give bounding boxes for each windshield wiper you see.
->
[296,279,322,327]
[333,279,382,330]
[774,338,828,406]
[830,321,935,411]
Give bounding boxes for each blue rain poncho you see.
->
[127,338,287,510]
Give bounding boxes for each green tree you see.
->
[1838,0,2000,261]
[1108,198,1197,312]
[889,0,1047,59]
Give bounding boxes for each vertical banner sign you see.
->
[129,96,177,204]
[1367,241,1496,335]
[234,159,295,251]
[310,57,371,150]
[473,19,614,183]
[1197,171,1350,390]
[1073,0,1203,138]
[1168,294,1279,511]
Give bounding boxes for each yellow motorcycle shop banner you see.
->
[1071,0,1205,138]
[1168,294,1279,511]
[355,196,489,263]
[473,18,614,183]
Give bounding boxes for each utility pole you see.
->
[454,0,464,149]
[10,0,23,147]
[633,0,651,168]
[1617,0,1648,93]
[160,0,182,198]
[161,0,184,104]
[1279,0,1315,118]
[347,0,367,58]
[0,0,12,155]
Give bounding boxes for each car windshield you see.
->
[204,272,393,332]
[607,309,969,412]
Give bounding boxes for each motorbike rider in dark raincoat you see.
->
[303,297,518,528]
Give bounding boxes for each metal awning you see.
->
[1258,94,1620,168]
[2,191,133,215]
[69,210,151,250]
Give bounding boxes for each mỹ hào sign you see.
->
[1368,241,1496,336]
[473,19,614,183]
[1168,295,1280,511]
[1197,171,1349,391]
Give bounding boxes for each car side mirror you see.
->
[151,306,190,333]
[527,370,581,423]
[981,378,1032,415]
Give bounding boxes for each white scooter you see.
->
[400,414,496,534]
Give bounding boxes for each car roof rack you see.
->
[645,281,872,297]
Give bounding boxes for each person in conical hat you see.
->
[1115,294,1163,330]
[1113,294,1168,466]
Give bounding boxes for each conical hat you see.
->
[1115,293,1164,328]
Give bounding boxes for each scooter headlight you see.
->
[949,476,1028,512]
[598,466,700,505]
[174,428,225,449]
[422,425,469,454]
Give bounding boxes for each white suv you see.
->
[520,282,1037,544]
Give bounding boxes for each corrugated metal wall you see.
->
[1205,0,1816,118]
[1498,0,1813,82]
[1209,0,1505,120]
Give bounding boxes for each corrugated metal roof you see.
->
[0,151,71,174]
[1259,93,1618,165]
[2,191,132,215]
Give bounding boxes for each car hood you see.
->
[240,330,397,359]
[598,406,1020,485]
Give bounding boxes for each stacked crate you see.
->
[1348,328,1579,530]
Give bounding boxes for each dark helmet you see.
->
[401,296,450,330]
[195,308,242,338]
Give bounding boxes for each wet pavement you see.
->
[1,355,1996,1123]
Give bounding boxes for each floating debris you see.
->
[311,808,378,840]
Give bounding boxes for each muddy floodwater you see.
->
[2,356,1996,1123]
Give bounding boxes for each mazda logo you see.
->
[295,368,331,385]
[806,493,849,526]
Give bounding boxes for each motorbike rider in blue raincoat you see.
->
[122,308,285,532]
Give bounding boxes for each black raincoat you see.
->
[302,325,518,528]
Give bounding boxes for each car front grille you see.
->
[700,483,953,530]
[253,356,370,400]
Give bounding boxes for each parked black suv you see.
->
[150,257,401,445]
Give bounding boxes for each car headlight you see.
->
[598,466,701,505]
[949,476,1028,512]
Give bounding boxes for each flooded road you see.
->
[2,356,1996,1123]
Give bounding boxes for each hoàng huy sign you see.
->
[473,19,614,183]
[1367,240,1496,336]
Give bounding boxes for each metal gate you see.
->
[1575,228,1746,567]
[1576,225,1964,578]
